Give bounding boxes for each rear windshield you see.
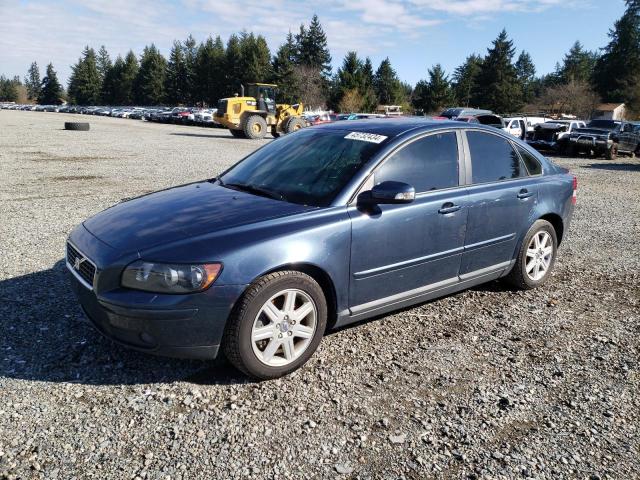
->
[220,129,387,207]
[587,120,619,130]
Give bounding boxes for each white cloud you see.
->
[0,0,586,85]
[409,0,574,16]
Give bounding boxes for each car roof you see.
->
[314,117,472,137]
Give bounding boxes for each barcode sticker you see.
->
[344,132,388,143]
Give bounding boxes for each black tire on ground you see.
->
[64,122,90,131]
[605,144,618,160]
[504,219,558,290]
[283,116,305,134]
[242,114,268,139]
[229,129,246,138]
[222,271,327,380]
[564,143,576,157]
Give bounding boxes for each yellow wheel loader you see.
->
[214,83,306,139]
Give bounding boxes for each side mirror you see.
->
[360,181,416,205]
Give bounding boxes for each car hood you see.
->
[83,181,315,252]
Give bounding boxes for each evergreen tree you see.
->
[195,35,226,106]
[473,30,522,112]
[97,45,112,82]
[374,57,403,105]
[0,76,20,102]
[117,51,140,104]
[239,32,272,83]
[134,44,167,105]
[25,61,41,101]
[164,40,188,104]
[225,34,244,95]
[68,46,101,105]
[412,64,454,114]
[593,1,640,113]
[515,51,536,103]
[560,41,598,83]
[101,55,123,104]
[183,35,198,103]
[330,51,364,110]
[39,63,63,104]
[296,15,332,77]
[361,57,378,112]
[271,32,299,104]
[452,54,482,107]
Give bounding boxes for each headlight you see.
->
[121,261,222,294]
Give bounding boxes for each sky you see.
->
[0,0,628,86]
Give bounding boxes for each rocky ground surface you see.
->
[0,111,638,479]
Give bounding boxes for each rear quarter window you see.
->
[516,145,542,175]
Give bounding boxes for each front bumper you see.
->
[527,140,560,151]
[569,137,611,152]
[68,269,246,359]
[65,227,247,359]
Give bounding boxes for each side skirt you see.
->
[335,260,514,328]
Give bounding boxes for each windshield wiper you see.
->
[222,181,287,202]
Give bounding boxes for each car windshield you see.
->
[219,129,387,207]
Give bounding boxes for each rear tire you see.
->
[229,129,246,138]
[564,143,576,157]
[504,219,558,290]
[222,271,327,380]
[64,122,90,131]
[242,114,268,139]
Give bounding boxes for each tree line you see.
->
[2,2,640,117]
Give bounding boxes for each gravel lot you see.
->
[1,111,638,479]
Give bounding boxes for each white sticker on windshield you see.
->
[344,132,388,143]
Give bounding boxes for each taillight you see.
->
[572,175,577,204]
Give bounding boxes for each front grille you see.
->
[67,242,96,288]
[216,99,227,116]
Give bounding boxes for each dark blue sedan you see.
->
[67,119,576,379]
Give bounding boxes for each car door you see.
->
[348,131,468,311]
[460,130,538,276]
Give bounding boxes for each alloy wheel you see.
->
[251,289,317,367]
[525,231,554,281]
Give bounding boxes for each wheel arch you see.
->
[538,212,565,245]
[259,263,338,330]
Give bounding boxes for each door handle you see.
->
[517,189,534,199]
[438,202,461,214]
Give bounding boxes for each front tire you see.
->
[242,114,268,139]
[505,220,558,290]
[222,271,327,380]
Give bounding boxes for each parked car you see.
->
[454,116,480,124]
[503,117,527,139]
[193,108,217,125]
[307,113,334,125]
[67,119,576,379]
[566,119,632,159]
[527,120,587,153]
[440,107,493,119]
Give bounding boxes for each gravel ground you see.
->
[0,111,639,480]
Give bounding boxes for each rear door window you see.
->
[375,132,459,192]
[466,131,522,183]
